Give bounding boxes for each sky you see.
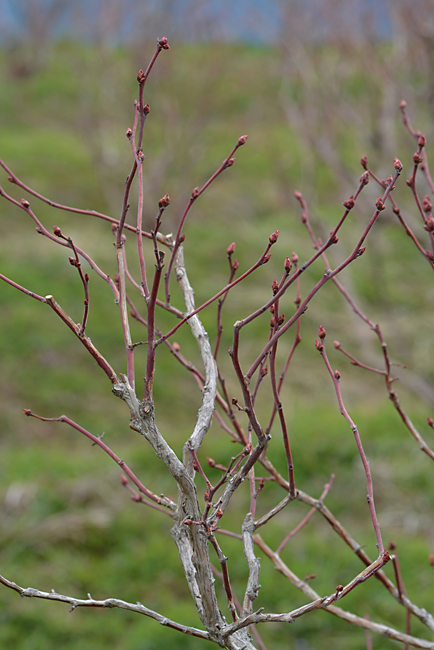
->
[0,0,393,45]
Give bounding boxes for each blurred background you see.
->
[1,1,434,649]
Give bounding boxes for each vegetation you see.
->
[0,31,434,649]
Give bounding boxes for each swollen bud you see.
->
[427,416,434,428]
[318,324,326,339]
[291,251,299,265]
[394,158,403,172]
[158,36,170,50]
[269,230,279,245]
[423,196,432,212]
[21,198,30,208]
[272,279,279,295]
[143,104,150,115]
[375,197,385,211]
[294,190,303,201]
[315,338,323,352]
[360,154,368,169]
[334,370,341,380]
[158,193,171,209]
[343,196,355,210]
[418,134,426,147]
[53,226,62,236]
[172,341,180,352]
[423,216,434,232]
[284,257,292,272]
[126,128,133,138]
[191,187,199,199]
[227,242,236,255]
[360,171,369,185]
[237,134,248,146]
[413,151,423,164]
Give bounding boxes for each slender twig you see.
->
[23,410,175,510]
[164,135,248,304]
[0,574,209,640]
[275,475,334,554]
[316,329,384,556]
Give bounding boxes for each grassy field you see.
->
[0,39,434,649]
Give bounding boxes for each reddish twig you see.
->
[315,328,384,556]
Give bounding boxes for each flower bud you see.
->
[144,103,150,115]
[237,134,248,146]
[126,128,133,138]
[53,226,62,236]
[423,196,432,212]
[21,198,30,208]
[423,216,434,232]
[172,341,180,352]
[191,187,199,199]
[360,171,369,185]
[343,196,355,210]
[360,154,368,169]
[334,370,340,380]
[291,251,299,265]
[427,416,434,428]
[284,257,292,272]
[294,190,302,201]
[227,242,236,255]
[413,151,423,164]
[315,338,323,352]
[158,193,171,209]
[418,134,426,147]
[207,457,216,468]
[269,230,279,245]
[318,324,326,339]
[272,279,279,295]
[158,36,170,50]
[394,157,403,172]
[375,197,385,211]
